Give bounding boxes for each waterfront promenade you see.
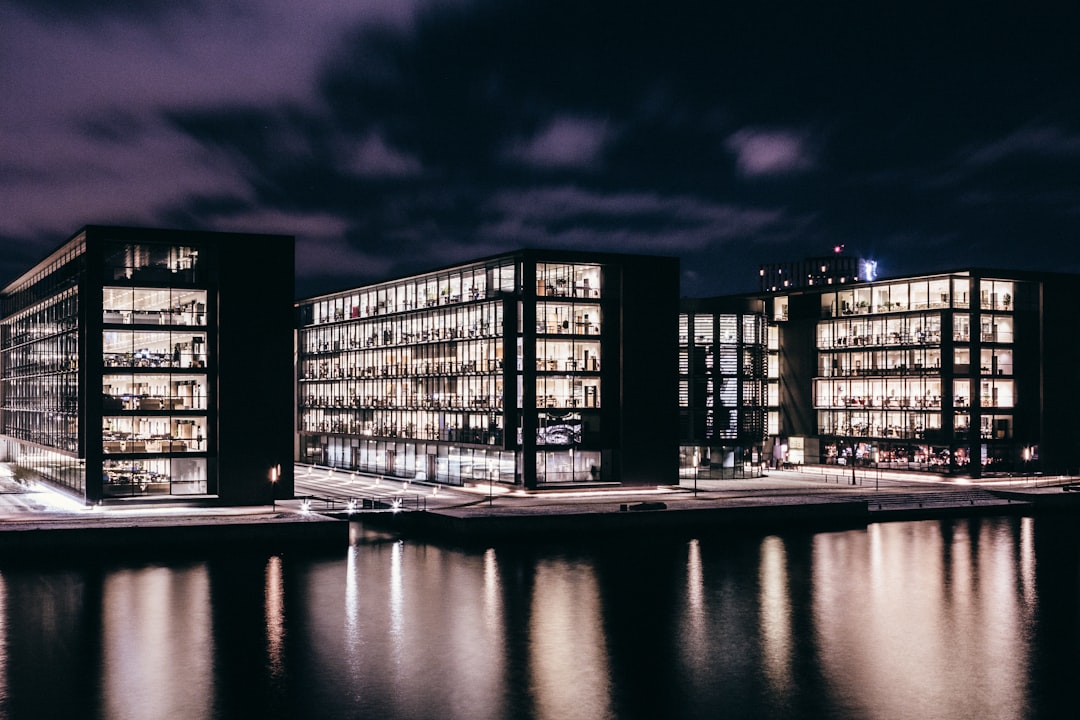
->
[2,464,1078,551]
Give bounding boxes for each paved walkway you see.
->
[1,463,1074,527]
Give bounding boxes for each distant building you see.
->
[296,249,679,489]
[758,245,875,292]
[0,226,295,504]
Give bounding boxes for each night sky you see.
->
[2,0,1077,299]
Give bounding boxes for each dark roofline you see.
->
[297,246,679,304]
[3,225,294,295]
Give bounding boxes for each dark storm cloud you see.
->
[1,0,1078,297]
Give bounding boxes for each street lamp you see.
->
[269,463,280,512]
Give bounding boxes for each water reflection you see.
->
[813,520,1032,720]
[759,535,793,697]
[0,515,1075,719]
[264,555,286,680]
[102,565,214,720]
[529,560,613,720]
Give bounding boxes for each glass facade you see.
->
[678,304,767,479]
[809,274,1024,473]
[0,237,85,494]
[298,255,613,488]
[2,225,294,505]
[98,242,211,497]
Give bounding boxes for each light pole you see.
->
[269,463,280,512]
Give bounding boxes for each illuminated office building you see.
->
[678,297,768,479]
[0,226,295,504]
[296,250,678,489]
[764,269,1080,476]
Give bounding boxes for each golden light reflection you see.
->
[265,555,286,680]
[686,539,704,616]
[758,535,792,694]
[102,565,214,720]
[389,540,404,646]
[528,562,613,720]
[679,539,710,679]
[345,546,360,645]
[1020,516,1036,612]
[813,520,1030,719]
[483,547,501,626]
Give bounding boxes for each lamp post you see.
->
[269,463,280,512]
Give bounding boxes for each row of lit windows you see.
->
[1,409,78,452]
[820,277,1018,318]
[302,302,504,354]
[1,289,79,351]
[2,332,78,378]
[301,339,502,381]
[102,415,207,454]
[817,346,1015,378]
[1,374,78,412]
[534,376,601,409]
[816,377,1016,409]
[300,408,503,445]
[536,338,601,372]
[103,330,207,369]
[818,348,941,377]
[535,301,602,335]
[818,410,1014,440]
[678,313,763,345]
[102,373,208,412]
[301,376,503,411]
[817,313,942,348]
[303,262,517,326]
[102,287,207,327]
[535,263,602,299]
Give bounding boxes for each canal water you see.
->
[0,515,1076,720]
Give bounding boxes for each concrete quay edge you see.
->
[0,512,348,557]
[358,487,1080,543]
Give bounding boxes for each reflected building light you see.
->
[814,522,1030,719]
[103,566,214,719]
[758,536,793,694]
[978,522,1028,714]
[345,546,361,644]
[390,540,404,642]
[529,563,613,720]
[1020,517,1036,612]
[686,539,704,616]
[680,539,708,668]
[265,555,286,681]
[483,548,501,626]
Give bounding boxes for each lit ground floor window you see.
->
[103,457,207,497]
[535,449,602,484]
[678,444,764,479]
[822,439,1025,473]
[301,434,517,486]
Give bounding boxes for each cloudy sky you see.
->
[1,0,1077,298]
